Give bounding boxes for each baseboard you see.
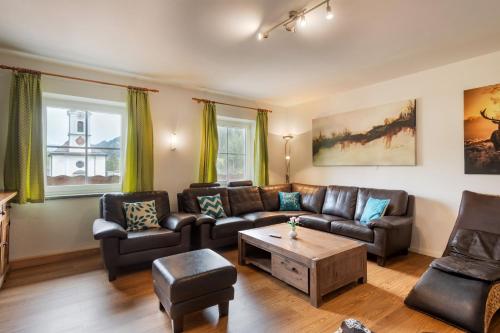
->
[10,247,100,270]
[409,246,441,258]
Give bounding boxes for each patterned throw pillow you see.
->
[279,191,301,211]
[123,200,160,232]
[197,193,227,218]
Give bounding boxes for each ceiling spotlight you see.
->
[326,1,334,20]
[257,32,268,41]
[285,23,296,33]
[298,14,306,27]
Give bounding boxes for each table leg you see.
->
[238,234,246,266]
[309,261,322,307]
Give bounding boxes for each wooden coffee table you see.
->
[238,223,367,307]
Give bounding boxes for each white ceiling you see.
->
[1,0,500,106]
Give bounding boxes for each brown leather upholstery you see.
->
[354,187,408,220]
[227,180,253,187]
[211,217,253,239]
[292,183,327,213]
[322,185,358,219]
[405,191,500,333]
[93,191,195,281]
[299,214,346,232]
[119,229,181,254]
[189,182,220,188]
[181,187,232,216]
[259,184,291,211]
[330,220,374,243]
[228,186,264,216]
[153,249,237,332]
[102,191,171,228]
[242,211,289,228]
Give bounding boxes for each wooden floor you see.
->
[1,249,498,333]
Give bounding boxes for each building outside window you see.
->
[44,93,126,197]
[217,117,255,185]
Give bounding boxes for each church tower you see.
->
[67,110,91,152]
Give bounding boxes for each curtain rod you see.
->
[192,97,272,113]
[0,64,159,93]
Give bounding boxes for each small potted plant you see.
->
[287,217,300,239]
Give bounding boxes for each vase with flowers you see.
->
[287,217,300,239]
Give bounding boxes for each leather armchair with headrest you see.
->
[93,191,196,281]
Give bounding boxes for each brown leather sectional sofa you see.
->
[178,183,414,266]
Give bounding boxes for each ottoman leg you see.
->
[159,301,165,312]
[171,317,184,333]
[218,301,229,317]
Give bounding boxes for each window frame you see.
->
[216,116,255,185]
[43,93,127,198]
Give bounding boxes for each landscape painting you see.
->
[312,99,416,166]
[464,83,500,174]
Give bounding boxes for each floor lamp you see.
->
[283,135,293,183]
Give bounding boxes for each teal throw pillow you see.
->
[123,200,160,232]
[360,197,391,224]
[197,193,227,218]
[279,192,301,211]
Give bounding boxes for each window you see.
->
[217,117,255,185]
[43,93,126,197]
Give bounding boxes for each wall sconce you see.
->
[170,132,177,151]
[283,135,294,183]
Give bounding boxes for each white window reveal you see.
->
[217,116,255,185]
[43,93,126,197]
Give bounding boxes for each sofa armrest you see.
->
[368,216,413,229]
[93,219,127,240]
[163,213,196,231]
[194,214,217,226]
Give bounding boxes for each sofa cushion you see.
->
[197,193,227,218]
[119,228,181,254]
[259,184,291,211]
[279,191,301,211]
[292,183,327,213]
[330,220,374,243]
[355,188,408,220]
[278,210,310,217]
[450,228,500,261]
[228,186,264,216]
[322,185,358,219]
[242,211,289,228]
[123,200,160,232]
[181,187,231,216]
[431,254,500,282]
[299,214,347,232]
[211,217,253,239]
[102,191,171,229]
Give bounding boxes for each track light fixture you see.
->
[257,0,335,41]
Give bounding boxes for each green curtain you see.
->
[122,88,154,192]
[198,102,218,182]
[4,71,44,204]
[254,110,269,186]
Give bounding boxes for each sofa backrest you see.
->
[259,184,291,211]
[100,191,171,228]
[444,190,500,256]
[292,183,327,213]
[354,187,409,220]
[322,185,359,219]
[228,186,264,216]
[180,187,232,216]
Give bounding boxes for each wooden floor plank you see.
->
[0,249,498,333]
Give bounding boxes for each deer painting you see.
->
[480,109,500,151]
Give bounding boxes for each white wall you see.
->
[0,51,288,260]
[285,50,500,258]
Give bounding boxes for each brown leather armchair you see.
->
[93,191,195,281]
[405,191,500,333]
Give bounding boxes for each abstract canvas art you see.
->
[464,83,500,174]
[312,100,416,166]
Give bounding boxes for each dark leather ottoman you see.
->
[152,249,237,333]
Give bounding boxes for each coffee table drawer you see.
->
[271,254,308,293]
